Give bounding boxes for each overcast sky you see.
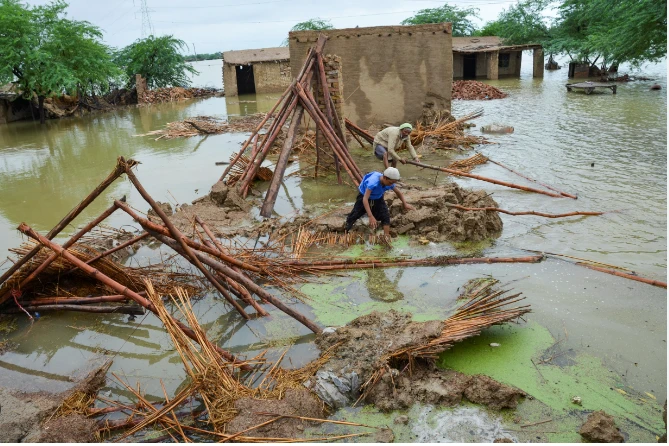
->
[27,0,519,54]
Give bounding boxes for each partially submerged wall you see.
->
[222,63,237,97]
[289,24,453,127]
[253,61,291,93]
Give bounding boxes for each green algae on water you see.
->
[437,321,664,442]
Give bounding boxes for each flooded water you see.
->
[0,54,665,441]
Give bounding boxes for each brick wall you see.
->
[289,23,453,127]
[222,63,238,96]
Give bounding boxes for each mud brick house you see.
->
[289,23,453,127]
[452,36,544,80]
[222,47,291,96]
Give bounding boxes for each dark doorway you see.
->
[463,54,477,79]
[235,65,255,94]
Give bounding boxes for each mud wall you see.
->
[253,61,291,94]
[289,23,453,127]
[223,63,238,97]
[499,51,522,77]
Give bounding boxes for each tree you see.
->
[491,0,552,45]
[0,0,120,123]
[401,4,480,36]
[115,35,197,89]
[282,18,334,45]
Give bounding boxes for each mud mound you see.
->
[226,388,325,439]
[0,389,61,442]
[312,310,524,411]
[366,366,526,411]
[306,184,503,243]
[579,410,625,443]
[27,414,97,442]
[315,310,444,394]
[453,80,508,100]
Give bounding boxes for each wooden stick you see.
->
[114,201,260,272]
[406,160,564,198]
[577,263,667,289]
[21,293,144,305]
[149,231,322,334]
[485,157,577,199]
[344,118,374,144]
[123,168,251,320]
[287,255,544,270]
[0,202,120,306]
[444,204,603,218]
[16,223,249,368]
[0,159,126,292]
[1,304,145,315]
[261,105,305,217]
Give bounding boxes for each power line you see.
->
[140,0,154,37]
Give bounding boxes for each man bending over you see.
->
[345,167,415,237]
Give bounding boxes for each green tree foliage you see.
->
[474,20,504,37]
[492,0,551,45]
[282,18,334,45]
[0,0,120,123]
[553,0,666,67]
[489,0,666,68]
[115,35,197,89]
[401,4,480,36]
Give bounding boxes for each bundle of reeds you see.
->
[225,151,274,187]
[447,152,489,172]
[137,114,269,140]
[359,286,530,400]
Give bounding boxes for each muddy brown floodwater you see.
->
[0,55,665,442]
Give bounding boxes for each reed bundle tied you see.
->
[410,108,490,149]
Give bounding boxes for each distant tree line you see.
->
[0,0,199,123]
[184,52,222,62]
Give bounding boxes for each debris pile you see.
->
[345,110,490,152]
[137,114,267,139]
[452,80,508,100]
[138,87,218,104]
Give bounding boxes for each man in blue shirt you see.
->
[345,167,415,237]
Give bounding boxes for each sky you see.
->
[28,0,521,54]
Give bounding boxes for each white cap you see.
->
[383,167,401,180]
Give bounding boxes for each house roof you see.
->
[223,47,290,65]
[452,36,542,53]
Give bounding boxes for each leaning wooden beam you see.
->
[1,304,145,315]
[122,166,251,320]
[345,118,374,144]
[406,160,564,198]
[260,105,305,217]
[577,263,667,289]
[239,95,299,197]
[0,160,127,293]
[16,223,249,369]
[485,157,578,199]
[0,201,121,307]
[445,204,603,218]
[148,231,322,334]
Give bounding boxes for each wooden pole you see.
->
[122,166,250,319]
[218,85,292,182]
[0,202,120,307]
[238,95,299,197]
[0,159,126,292]
[284,255,544,270]
[406,160,564,198]
[21,293,144,306]
[485,157,578,199]
[577,263,667,289]
[149,231,322,334]
[1,304,145,315]
[17,223,249,368]
[260,105,305,217]
[345,118,374,144]
[444,204,603,218]
[114,201,260,272]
